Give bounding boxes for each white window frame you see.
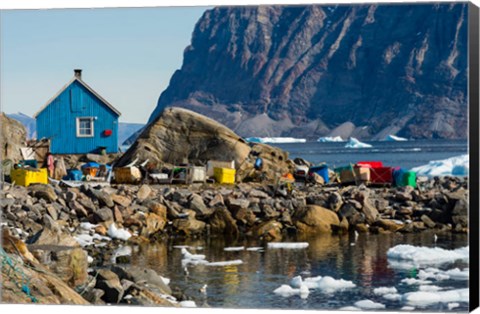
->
[76,117,95,137]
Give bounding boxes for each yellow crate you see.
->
[11,168,48,187]
[214,167,236,184]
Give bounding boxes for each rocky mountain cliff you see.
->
[149,3,468,140]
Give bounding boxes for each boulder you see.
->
[209,207,239,238]
[89,189,114,208]
[117,107,292,182]
[376,219,404,232]
[249,220,283,241]
[421,214,437,228]
[172,210,206,236]
[0,113,27,162]
[293,205,341,235]
[95,269,124,303]
[338,203,364,226]
[188,193,214,218]
[328,192,343,212]
[141,213,167,237]
[110,266,171,295]
[111,194,132,208]
[93,207,114,224]
[28,184,57,202]
[361,199,379,224]
[137,185,152,201]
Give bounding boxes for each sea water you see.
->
[272,139,467,170]
[129,232,469,311]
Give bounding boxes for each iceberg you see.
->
[411,154,469,177]
[245,137,306,144]
[317,136,344,142]
[344,137,372,148]
[385,134,408,141]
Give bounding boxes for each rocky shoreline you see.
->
[0,175,468,305]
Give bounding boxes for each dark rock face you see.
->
[149,3,468,140]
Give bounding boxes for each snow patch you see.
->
[448,302,460,310]
[411,154,469,177]
[107,224,132,241]
[345,137,372,148]
[267,242,309,249]
[110,246,132,263]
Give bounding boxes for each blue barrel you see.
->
[65,169,83,181]
[309,164,329,183]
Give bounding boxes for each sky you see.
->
[1,0,479,126]
[0,6,209,123]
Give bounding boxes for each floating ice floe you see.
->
[246,247,264,251]
[246,137,306,144]
[317,136,344,142]
[385,134,408,141]
[338,306,361,311]
[448,302,460,310]
[291,275,355,292]
[373,287,398,295]
[419,285,442,292]
[267,242,309,249]
[418,267,469,281]
[179,300,197,308]
[224,246,245,251]
[273,284,309,299]
[173,245,190,249]
[354,299,386,310]
[387,245,469,267]
[411,154,469,177]
[401,288,469,307]
[207,260,243,266]
[316,276,356,293]
[401,306,415,311]
[401,278,433,285]
[181,248,206,260]
[344,137,372,148]
[383,293,402,301]
[107,223,132,241]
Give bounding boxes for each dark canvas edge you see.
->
[469,1,480,312]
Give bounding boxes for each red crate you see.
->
[370,167,393,184]
[357,161,383,168]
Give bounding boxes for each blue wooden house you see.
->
[35,69,121,154]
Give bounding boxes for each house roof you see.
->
[33,76,122,118]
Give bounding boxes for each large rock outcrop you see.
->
[148,3,468,140]
[1,113,28,162]
[117,107,293,181]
